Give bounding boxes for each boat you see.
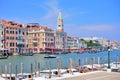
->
[0,55,8,59]
[44,54,56,58]
[62,52,68,54]
[20,53,34,56]
[0,48,8,59]
[44,48,57,58]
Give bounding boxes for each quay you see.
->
[55,71,120,80]
[0,69,120,80]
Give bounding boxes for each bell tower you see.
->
[57,11,64,32]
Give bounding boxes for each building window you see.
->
[2,31,3,35]
[6,36,9,40]
[58,25,61,27]
[16,48,17,52]
[27,44,28,47]
[23,32,24,35]
[16,31,18,34]
[19,29,21,34]
[10,43,12,47]
[26,32,28,35]
[16,43,17,46]
[6,30,9,34]
[10,31,12,34]
[13,43,14,46]
[13,31,14,34]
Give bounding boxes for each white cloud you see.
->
[43,0,59,20]
[32,0,60,29]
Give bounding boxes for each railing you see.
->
[17,41,24,45]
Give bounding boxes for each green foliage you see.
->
[85,41,101,47]
[79,38,101,47]
[80,38,85,41]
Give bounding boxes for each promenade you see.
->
[53,71,120,80]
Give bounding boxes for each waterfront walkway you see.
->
[54,71,120,80]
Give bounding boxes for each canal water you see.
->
[0,50,120,74]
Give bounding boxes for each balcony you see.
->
[17,41,24,46]
[32,39,38,43]
[17,37,24,40]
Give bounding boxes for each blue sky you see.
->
[0,0,120,41]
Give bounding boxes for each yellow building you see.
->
[27,24,54,53]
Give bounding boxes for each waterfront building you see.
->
[0,23,4,49]
[110,40,120,50]
[0,20,28,55]
[27,24,55,53]
[79,39,87,49]
[66,36,79,52]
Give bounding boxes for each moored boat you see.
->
[0,48,8,59]
[44,54,56,58]
[20,53,34,56]
[0,55,8,59]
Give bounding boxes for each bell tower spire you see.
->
[57,11,64,32]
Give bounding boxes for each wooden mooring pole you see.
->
[91,58,94,71]
[30,64,33,79]
[78,59,80,73]
[0,65,2,77]
[98,57,102,70]
[82,59,84,66]
[69,58,73,74]
[15,65,17,80]
[49,61,51,78]
[86,57,88,65]
[9,63,12,80]
[5,64,7,80]
[116,57,119,68]
[38,62,40,77]
[21,63,24,77]
[82,59,85,72]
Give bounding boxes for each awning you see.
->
[51,48,59,50]
[34,48,38,51]
[40,48,44,50]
